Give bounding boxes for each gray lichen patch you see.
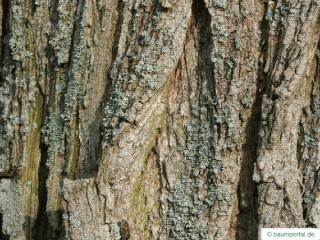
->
[8,0,31,62]
[0,0,318,239]
[253,0,320,230]
[299,63,320,227]
[166,117,233,239]
[109,222,121,240]
[42,113,64,167]
[49,0,77,65]
[102,0,192,146]
[0,180,24,239]
[62,0,92,126]
[212,0,227,9]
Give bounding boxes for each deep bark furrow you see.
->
[253,0,320,229]
[0,213,10,240]
[0,0,319,239]
[299,43,320,227]
[32,141,49,240]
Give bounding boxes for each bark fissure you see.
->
[233,3,270,238]
[0,0,319,239]
[0,0,9,69]
[32,141,49,240]
[166,0,216,239]
[253,0,320,229]
[235,98,261,239]
[0,212,10,240]
[299,43,320,227]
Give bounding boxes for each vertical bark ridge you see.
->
[298,42,320,227]
[0,0,319,239]
[61,1,192,239]
[233,1,271,238]
[164,1,216,239]
[253,0,320,230]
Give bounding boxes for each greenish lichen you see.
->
[301,127,319,164]
[213,16,228,38]
[212,0,227,9]
[241,94,253,108]
[0,180,24,238]
[49,0,77,65]
[138,31,151,46]
[63,0,92,126]
[109,223,121,240]
[130,120,162,238]
[8,1,31,61]
[166,117,232,239]
[0,0,36,172]
[233,36,241,50]
[42,113,64,167]
[102,3,178,145]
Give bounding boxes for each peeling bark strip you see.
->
[0,0,318,239]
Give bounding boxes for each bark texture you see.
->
[0,0,319,239]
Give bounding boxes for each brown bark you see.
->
[0,0,319,239]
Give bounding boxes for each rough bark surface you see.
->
[0,0,319,239]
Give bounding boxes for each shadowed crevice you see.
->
[166,0,216,238]
[29,143,65,240]
[234,1,269,239]
[76,0,126,179]
[25,210,65,240]
[235,96,260,239]
[299,42,320,227]
[0,213,10,240]
[32,141,49,240]
[0,0,9,73]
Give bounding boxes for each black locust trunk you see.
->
[0,0,319,239]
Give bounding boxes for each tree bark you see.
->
[0,0,319,239]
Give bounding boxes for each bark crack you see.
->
[0,213,10,240]
[32,140,49,240]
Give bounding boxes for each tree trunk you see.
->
[0,0,319,239]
